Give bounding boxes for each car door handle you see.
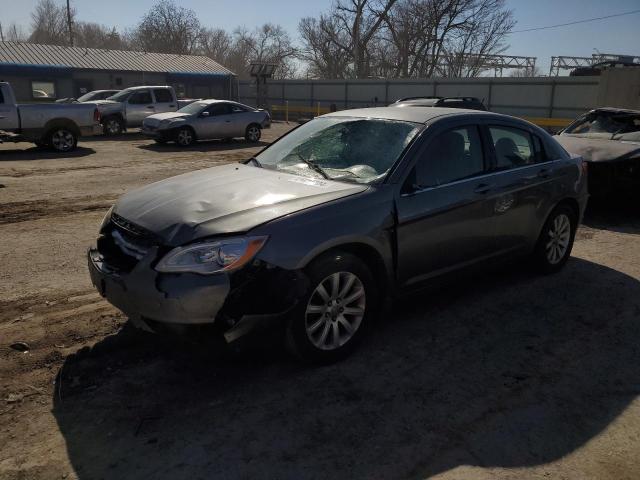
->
[474,183,494,194]
[537,168,551,178]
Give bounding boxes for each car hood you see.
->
[92,100,119,106]
[143,112,189,127]
[113,163,368,246]
[556,135,640,162]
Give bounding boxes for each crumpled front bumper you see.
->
[88,247,230,327]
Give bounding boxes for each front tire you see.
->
[533,204,577,274]
[245,124,261,143]
[48,128,77,152]
[286,252,378,363]
[175,127,195,147]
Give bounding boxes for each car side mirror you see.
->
[201,111,210,117]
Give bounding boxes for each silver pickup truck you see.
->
[0,82,102,152]
[93,85,197,135]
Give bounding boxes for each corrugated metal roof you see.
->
[0,41,234,76]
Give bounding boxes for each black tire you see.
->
[533,203,578,274]
[175,126,196,147]
[245,124,261,143]
[48,128,78,152]
[102,116,124,136]
[286,251,378,364]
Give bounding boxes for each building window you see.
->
[31,81,56,99]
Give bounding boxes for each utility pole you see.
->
[66,0,74,46]
[0,22,5,42]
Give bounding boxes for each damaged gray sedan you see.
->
[89,107,588,362]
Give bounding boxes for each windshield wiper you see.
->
[294,151,329,179]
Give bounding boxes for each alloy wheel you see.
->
[305,272,366,351]
[177,129,193,146]
[247,126,260,142]
[546,213,571,264]
[51,129,75,152]
[106,119,121,135]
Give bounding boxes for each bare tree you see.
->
[129,0,202,54]
[199,28,232,64]
[225,24,298,79]
[29,0,74,46]
[438,0,516,77]
[298,15,351,78]
[75,23,128,50]
[0,22,28,42]
[335,0,399,78]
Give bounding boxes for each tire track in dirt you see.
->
[0,196,116,225]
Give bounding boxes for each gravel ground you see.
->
[1,125,639,480]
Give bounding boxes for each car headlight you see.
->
[155,236,268,275]
[159,119,180,128]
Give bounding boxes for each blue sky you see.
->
[2,0,639,73]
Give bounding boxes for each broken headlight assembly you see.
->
[155,236,268,275]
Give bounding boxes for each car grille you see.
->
[97,213,156,273]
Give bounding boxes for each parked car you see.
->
[55,89,121,104]
[93,85,197,135]
[88,107,587,362]
[392,96,488,111]
[556,107,640,196]
[570,60,640,76]
[0,82,102,152]
[141,100,271,146]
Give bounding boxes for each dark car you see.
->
[392,96,487,111]
[88,107,588,362]
[556,107,640,196]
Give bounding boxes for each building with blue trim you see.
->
[0,41,236,102]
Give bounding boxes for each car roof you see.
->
[125,85,172,91]
[588,107,640,115]
[191,99,256,109]
[323,106,505,125]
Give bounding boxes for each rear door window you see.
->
[128,90,152,104]
[489,126,535,169]
[414,126,486,187]
[153,89,173,103]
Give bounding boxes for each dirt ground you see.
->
[1,125,639,480]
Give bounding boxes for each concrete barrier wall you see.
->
[239,76,602,128]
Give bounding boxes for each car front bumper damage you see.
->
[88,247,306,342]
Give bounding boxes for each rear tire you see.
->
[103,117,123,136]
[533,204,577,274]
[286,252,378,364]
[245,124,261,143]
[175,127,196,147]
[48,128,77,152]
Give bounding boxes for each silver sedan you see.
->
[141,100,271,146]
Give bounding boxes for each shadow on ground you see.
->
[0,146,96,161]
[53,255,640,479]
[137,138,269,153]
[583,194,640,233]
